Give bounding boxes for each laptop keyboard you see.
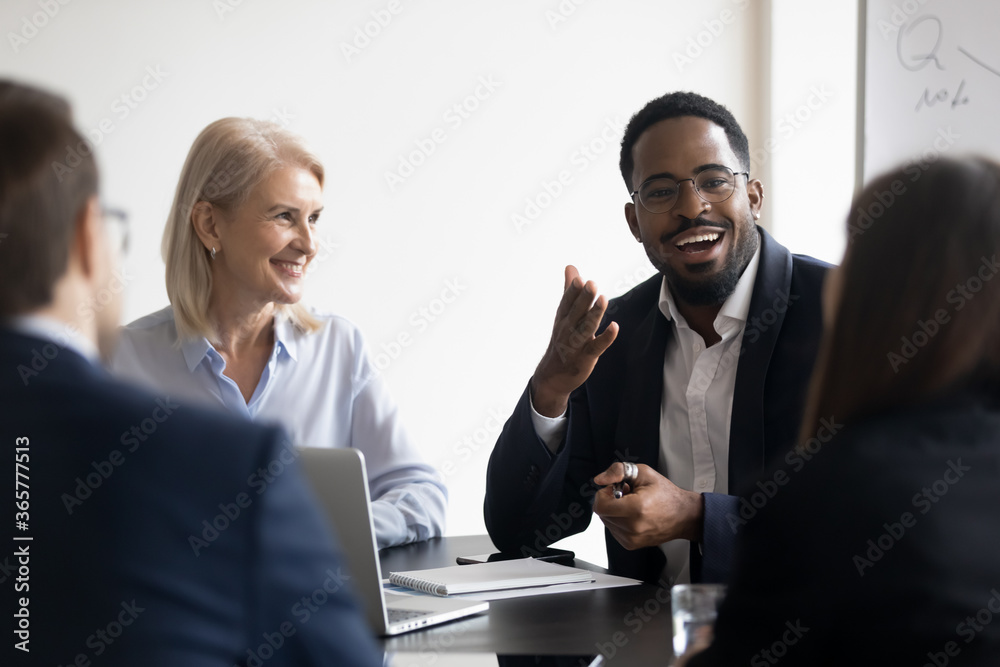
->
[388,608,428,623]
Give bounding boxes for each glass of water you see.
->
[671,583,727,657]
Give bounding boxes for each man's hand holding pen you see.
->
[612,461,639,499]
[593,462,706,550]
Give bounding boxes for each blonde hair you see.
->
[162,117,322,342]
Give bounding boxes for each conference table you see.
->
[377,535,675,666]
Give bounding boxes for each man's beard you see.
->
[655,218,760,307]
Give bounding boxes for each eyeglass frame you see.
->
[101,206,130,255]
[629,166,750,214]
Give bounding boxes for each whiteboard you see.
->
[859,0,1000,184]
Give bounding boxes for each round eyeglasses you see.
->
[630,166,749,214]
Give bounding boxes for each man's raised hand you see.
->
[531,265,619,418]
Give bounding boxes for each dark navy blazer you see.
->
[485,228,830,584]
[1,328,381,666]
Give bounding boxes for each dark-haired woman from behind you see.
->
[681,157,1000,666]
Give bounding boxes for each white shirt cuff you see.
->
[529,394,568,454]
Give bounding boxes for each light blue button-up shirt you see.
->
[111,306,447,548]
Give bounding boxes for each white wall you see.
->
[0,0,856,567]
[768,0,858,264]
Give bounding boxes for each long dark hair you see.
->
[799,157,1000,443]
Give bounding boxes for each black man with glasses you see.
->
[485,92,830,586]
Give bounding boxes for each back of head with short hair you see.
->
[162,117,325,341]
[618,91,750,192]
[0,80,99,316]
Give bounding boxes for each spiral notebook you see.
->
[389,558,595,597]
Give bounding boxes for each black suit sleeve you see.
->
[485,382,596,555]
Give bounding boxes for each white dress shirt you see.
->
[532,244,761,585]
[111,306,447,549]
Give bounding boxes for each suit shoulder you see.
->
[784,253,832,302]
[93,374,284,449]
[791,253,833,279]
[606,273,661,324]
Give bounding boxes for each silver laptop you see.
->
[298,447,489,635]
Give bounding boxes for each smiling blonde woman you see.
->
[112,118,446,548]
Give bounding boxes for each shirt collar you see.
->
[178,310,297,372]
[657,239,763,335]
[6,314,101,365]
[180,335,214,373]
[273,310,298,362]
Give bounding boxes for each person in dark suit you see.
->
[680,157,1000,665]
[0,81,381,666]
[485,92,829,585]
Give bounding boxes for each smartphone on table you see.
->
[456,547,576,565]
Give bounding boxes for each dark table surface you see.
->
[377,535,674,666]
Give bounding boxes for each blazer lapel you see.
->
[728,228,793,492]
[614,298,671,469]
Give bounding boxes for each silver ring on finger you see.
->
[622,461,638,487]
